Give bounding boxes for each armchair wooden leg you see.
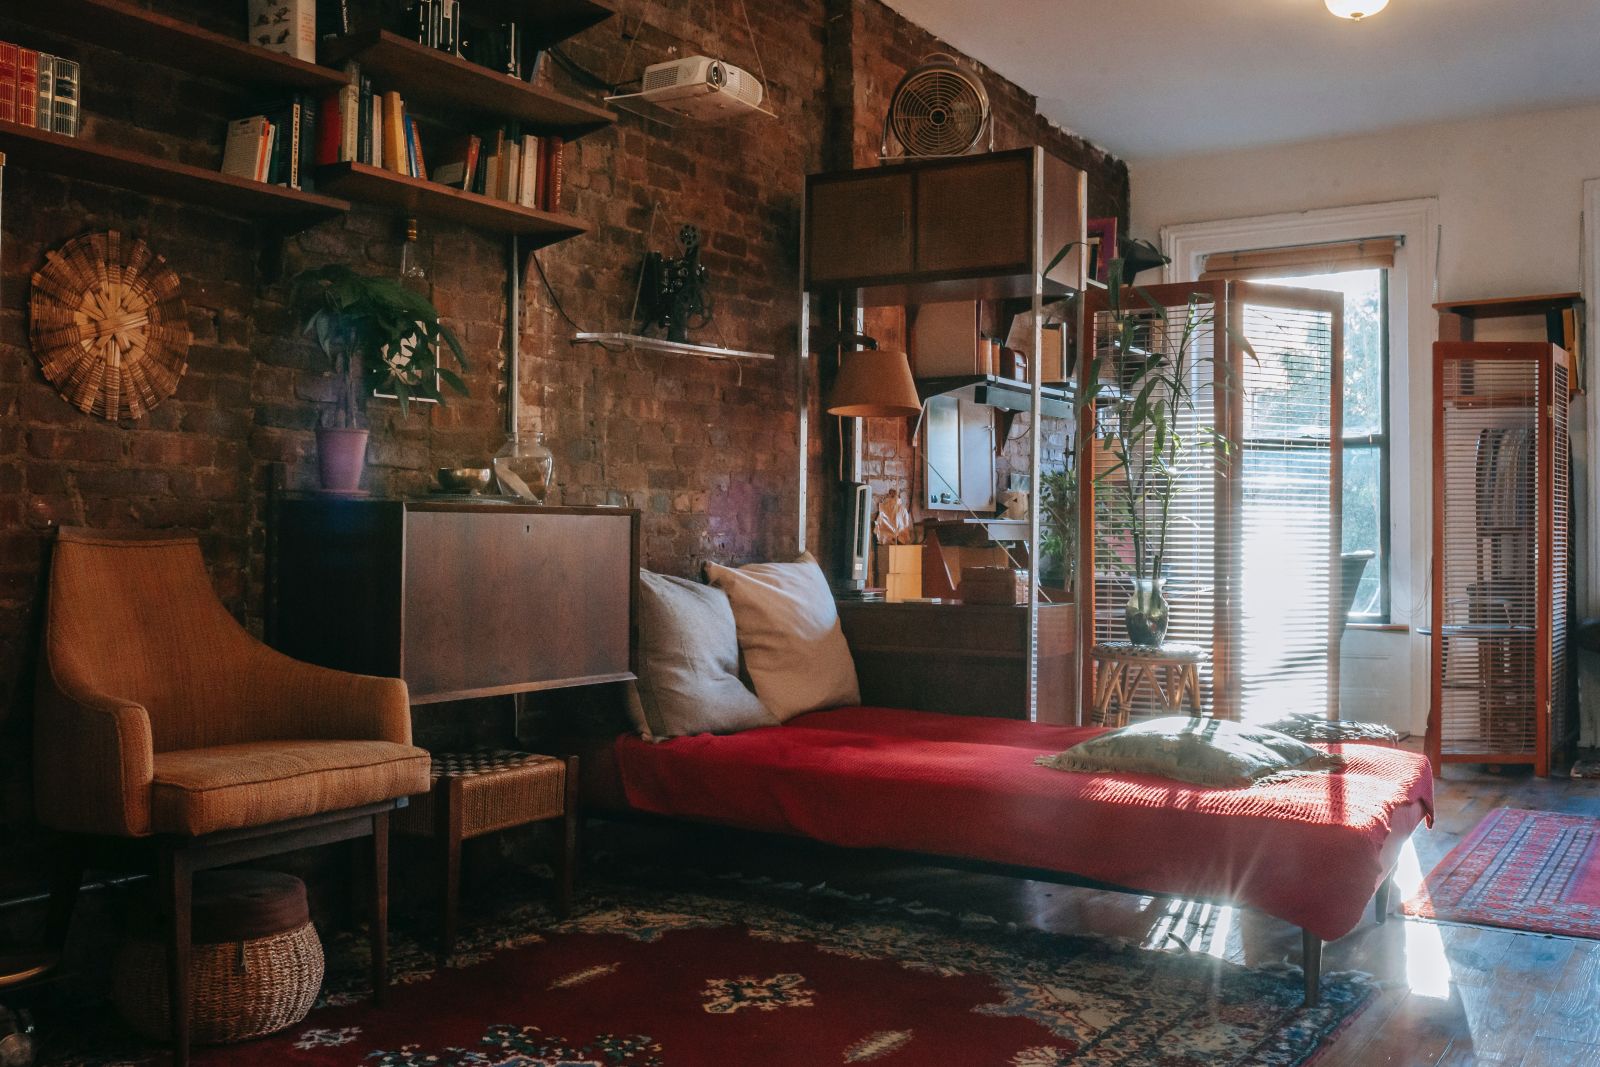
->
[46,838,85,951]
[555,756,580,919]
[370,811,389,1006]
[1301,928,1322,1007]
[440,781,463,963]
[160,848,193,1067]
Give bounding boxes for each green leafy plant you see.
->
[291,264,470,425]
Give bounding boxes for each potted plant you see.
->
[291,265,470,492]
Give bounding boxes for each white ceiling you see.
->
[879,0,1600,161]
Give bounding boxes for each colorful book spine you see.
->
[404,113,421,178]
[16,49,38,129]
[369,92,383,170]
[0,44,18,124]
[316,91,341,165]
[297,92,316,189]
[541,136,564,212]
[381,90,406,175]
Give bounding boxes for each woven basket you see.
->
[112,920,324,1045]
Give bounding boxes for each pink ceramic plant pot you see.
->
[315,427,369,493]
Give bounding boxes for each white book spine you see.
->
[35,53,53,132]
[519,135,539,207]
[222,116,270,181]
[248,0,317,63]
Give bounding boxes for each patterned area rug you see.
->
[1403,807,1600,938]
[39,872,1373,1067]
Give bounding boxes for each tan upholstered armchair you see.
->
[35,528,430,1065]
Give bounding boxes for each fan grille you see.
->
[889,65,987,157]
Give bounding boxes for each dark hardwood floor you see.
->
[584,747,1600,1067]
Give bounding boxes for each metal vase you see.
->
[1124,576,1169,647]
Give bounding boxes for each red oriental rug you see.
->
[1402,807,1600,938]
[40,873,1373,1067]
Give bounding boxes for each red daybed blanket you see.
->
[612,706,1434,942]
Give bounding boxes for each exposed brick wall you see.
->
[0,0,1126,905]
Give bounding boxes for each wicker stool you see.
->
[395,751,578,960]
[1089,641,1208,727]
[113,870,323,1045]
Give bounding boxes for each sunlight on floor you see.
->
[1392,838,1455,998]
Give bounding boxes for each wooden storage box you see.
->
[959,565,1026,605]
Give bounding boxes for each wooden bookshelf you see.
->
[458,0,616,51]
[321,31,614,138]
[7,0,348,93]
[316,162,586,244]
[0,121,348,225]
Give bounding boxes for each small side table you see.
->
[1089,641,1207,727]
[395,751,578,960]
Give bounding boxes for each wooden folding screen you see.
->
[1079,281,1343,722]
[1430,342,1571,775]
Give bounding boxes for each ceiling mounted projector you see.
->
[628,56,767,120]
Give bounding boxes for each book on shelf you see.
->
[431,133,479,190]
[316,0,351,40]
[381,90,406,175]
[49,57,78,137]
[518,134,539,207]
[0,44,17,124]
[16,48,37,129]
[357,74,373,165]
[407,116,426,180]
[249,0,317,64]
[35,52,52,131]
[541,136,564,212]
[262,98,300,188]
[222,115,274,183]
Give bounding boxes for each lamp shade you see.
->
[1325,0,1388,18]
[825,348,922,419]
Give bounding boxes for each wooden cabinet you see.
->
[805,147,1085,306]
[267,497,639,705]
[837,600,1077,724]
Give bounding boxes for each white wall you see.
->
[1130,102,1600,740]
[1131,103,1600,300]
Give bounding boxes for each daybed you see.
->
[575,706,1435,1003]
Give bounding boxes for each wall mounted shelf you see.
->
[316,162,586,243]
[460,0,617,50]
[321,31,615,137]
[8,0,349,93]
[571,332,775,361]
[0,120,349,226]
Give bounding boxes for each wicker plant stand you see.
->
[113,870,322,1045]
[395,751,578,960]
[1089,641,1208,727]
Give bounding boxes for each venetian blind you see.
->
[1200,238,1401,282]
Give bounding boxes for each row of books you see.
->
[317,66,566,211]
[0,42,81,136]
[221,96,319,189]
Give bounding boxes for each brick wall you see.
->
[0,1,1126,903]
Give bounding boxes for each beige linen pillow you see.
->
[629,570,779,739]
[704,553,860,720]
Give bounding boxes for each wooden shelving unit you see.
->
[7,0,347,94]
[317,162,584,245]
[321,31,614,137]
[0,120,348,225]
[456,0,616,52]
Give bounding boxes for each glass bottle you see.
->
[399,218,428,285]
[493,431,555,503]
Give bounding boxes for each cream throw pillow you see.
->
[704,553,860,720]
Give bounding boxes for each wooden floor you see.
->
[590,751,1600,1067]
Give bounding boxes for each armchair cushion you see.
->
[151,740,430,836]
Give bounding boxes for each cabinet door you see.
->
[401,509,633,702]
[915,153,1031,276]
[807,170,913,285]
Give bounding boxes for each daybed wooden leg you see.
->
[1374,873,1396,924]
[161,848,193,1067]
[1302,928,1322,1007]
[370,811,390,1005]
[440,778,464,963]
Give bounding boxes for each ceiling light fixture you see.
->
[1325,0,1388,19]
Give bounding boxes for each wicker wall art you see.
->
[30,230,190,421]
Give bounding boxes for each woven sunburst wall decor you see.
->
[30,230,191,421]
